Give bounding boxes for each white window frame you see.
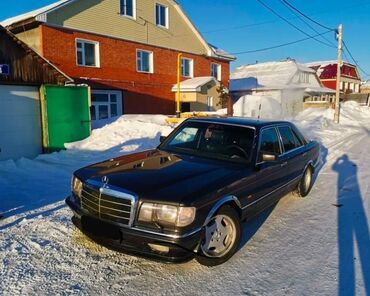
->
[136,49,154,73]
[155,3,169,29]
[90,90,123,122]
[76,39,100,68]
[211,63,221,81]
[120,0,136,19]
[181,58,194,78]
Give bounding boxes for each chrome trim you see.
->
[242,175,302,210]
[203,195,242,226]
[100,187,138,227]
[82,179,138,228]
[132,226,202,239]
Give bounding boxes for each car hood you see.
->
[75,149,248,205]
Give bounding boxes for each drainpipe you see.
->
[176,53,182,118]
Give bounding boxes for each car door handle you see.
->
[302,152,308,157]
[281,161,288,167]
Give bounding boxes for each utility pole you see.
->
[334,24,343,124]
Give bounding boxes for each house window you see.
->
[91,91,123,121]
[211,63,221,80]
[120,0,135,18]
[137,50,153,73]
[76,39,99,67]
[181,58,193,77]
[156,3,168,28]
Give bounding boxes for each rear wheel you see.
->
[196,205,241,266]
[296,165,313,197]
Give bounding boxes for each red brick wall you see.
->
[40,25,230,114]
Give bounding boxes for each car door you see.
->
[243,126,286,215]
[277,125,306,182]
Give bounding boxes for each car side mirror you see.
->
[159,136,166,143]
[261,153,278,162]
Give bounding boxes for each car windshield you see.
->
[160,121,256,164]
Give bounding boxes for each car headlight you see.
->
[138,203,196,227]
[71,176,83,200]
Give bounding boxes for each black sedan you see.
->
[66,117,320,265]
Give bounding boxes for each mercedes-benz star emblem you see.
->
[102,175,109,184]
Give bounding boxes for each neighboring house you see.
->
[306,60,362,94]
[230,60,335,117]
[0,25,75,160]
[171,76,220,112]
[1,0,235,122]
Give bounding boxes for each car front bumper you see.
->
[65,196,202,263]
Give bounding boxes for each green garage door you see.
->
[41,85,90,152]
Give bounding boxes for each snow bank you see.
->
[233,95,283,119]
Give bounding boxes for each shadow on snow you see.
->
[332,154,370,295]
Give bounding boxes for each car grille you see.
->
[80,183,135,227]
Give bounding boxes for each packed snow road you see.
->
[1,103,370,295]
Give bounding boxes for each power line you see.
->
[278,0,336,48]
[280,0,334,31]
[256,0,335,48]
[342,40,370,78]
[231,30,333,55]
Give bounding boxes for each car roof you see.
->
[186,116,292,129]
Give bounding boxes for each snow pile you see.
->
[293,101,370,150]
[230,60,316,90]
[233,95,283,119]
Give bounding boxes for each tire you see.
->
[296,165,313,197]
[196,205,241,266]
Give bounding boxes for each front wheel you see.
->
[196,205,241,266]
[296,165,313,197]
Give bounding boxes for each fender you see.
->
[203,195,242,226]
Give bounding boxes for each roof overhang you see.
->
[171,76,219,92]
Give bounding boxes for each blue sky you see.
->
[1,0,369,78]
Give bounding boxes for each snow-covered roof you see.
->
[208,44,236,61]
[304,87,336,94]
[1,0,72,27]
[230,60,316,91]
[171,76,218,92]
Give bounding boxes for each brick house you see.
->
[2,0,235,121]
[306,61,361,94]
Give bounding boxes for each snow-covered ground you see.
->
[1,103,370,295]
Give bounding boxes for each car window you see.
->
[278,126,302,152]
[292,125,307,145]
[161,121,255,163]
[167,127,199,149]
[259,128,281,158]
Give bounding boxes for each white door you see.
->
[0,85,42,160]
